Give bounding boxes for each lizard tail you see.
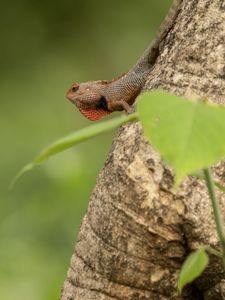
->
[136,0,183,69]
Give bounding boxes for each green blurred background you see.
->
[0,1,171,299]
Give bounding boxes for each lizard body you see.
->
[66,0,182,121]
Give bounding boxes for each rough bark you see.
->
[60,0,225,299]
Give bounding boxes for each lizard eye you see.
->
[71,85,79,92]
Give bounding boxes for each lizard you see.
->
[66,0,182,121]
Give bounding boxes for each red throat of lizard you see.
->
[78,107,111,121]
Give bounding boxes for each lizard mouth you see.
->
[66,91,76,103]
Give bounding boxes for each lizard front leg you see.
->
[107,100,133,114]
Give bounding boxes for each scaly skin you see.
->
[66,0,182,121]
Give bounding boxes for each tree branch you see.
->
[60,0,225,299]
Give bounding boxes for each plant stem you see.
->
[203,168,225,268]
[205,246,222,258]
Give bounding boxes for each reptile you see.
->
[66,0,182,121]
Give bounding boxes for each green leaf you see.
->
[178,249,209,293]
[11,113,138,188]
[137,91,225,185]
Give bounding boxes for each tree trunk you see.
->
[60,0,225,299]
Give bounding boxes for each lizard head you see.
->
[66,82,111,121]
